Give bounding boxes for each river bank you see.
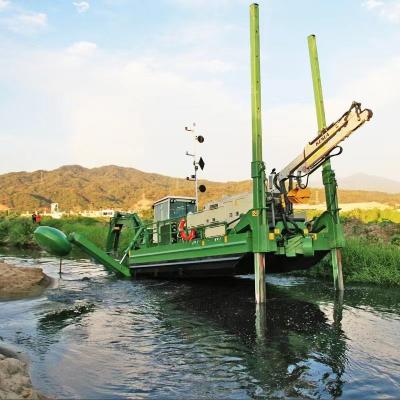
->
[292,216,400,285]
[0,349,49,400]
[294,237,400,286]
[0,262,52,399]
[0,261,52,300]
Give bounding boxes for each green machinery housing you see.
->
[34,3,372,303]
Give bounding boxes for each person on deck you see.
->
[32,212,37,224]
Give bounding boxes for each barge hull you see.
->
[130,251,329,278]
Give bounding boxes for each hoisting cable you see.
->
[287,146,344,189]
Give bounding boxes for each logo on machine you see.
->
[315,131,330,147]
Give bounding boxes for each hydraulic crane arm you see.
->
[277,102,372,184]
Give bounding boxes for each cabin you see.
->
[152,196,196,244]
[153,196,196,222]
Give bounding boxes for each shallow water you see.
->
[0,250,399,399]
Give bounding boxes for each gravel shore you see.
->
[0,351,50,400]
[0,262,53,399]
[0,261,52,299]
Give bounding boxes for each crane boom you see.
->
[277,102,372,183]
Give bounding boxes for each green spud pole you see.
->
[308,35,344,291]
[250,3,268,303]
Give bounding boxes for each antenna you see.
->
[185,123,206,211]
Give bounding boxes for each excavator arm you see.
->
[277,102,372,185]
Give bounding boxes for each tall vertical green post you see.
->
[308,35,344,291]
[250,3,268,303]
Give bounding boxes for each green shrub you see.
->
[303,238,400,286]
[8,218,34,247]
[391,235,400,247]
[0,216,109,248]
[0,218,11,242]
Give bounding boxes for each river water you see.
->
[0,250,399,399]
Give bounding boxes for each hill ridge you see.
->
[0,165,399,212]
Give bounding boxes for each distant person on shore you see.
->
[35,213,42,225]
[31,212,36,224]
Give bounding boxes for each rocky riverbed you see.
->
[0,261,52,399]
[0,351,49,400]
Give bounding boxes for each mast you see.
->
[250,3,268,304]
[308,35,344,291]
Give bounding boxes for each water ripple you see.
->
[0,252,399,399]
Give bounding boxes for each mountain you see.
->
[0,165,251,212]
[0,165,399,212]
[338,173,400,194]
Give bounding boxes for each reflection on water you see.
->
[0,252,399,399]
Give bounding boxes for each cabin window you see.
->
[229,213,233,218]
[170,201,196,219]
[154,201,169,222]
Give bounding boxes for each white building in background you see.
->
[50,202,64,219]
[21,204,134,219]
[80,209,117,218]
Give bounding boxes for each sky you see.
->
[0,0,398,182]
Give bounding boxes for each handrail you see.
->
[120,226,145,264]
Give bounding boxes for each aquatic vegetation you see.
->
[301,238,400,286]
[39,301,95,333]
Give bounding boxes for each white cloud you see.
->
[168,0,246,9]
[73,1,90,14]
[184,58,233,73]
[167,54,234,74]
[364,0,384,9]
[66,41,97,57]
[0,46,249,180]
[3,11,47,33]
[363,0,400,23]
[0,37,398,181]
[0,0,9,11]
[160,21,239,48]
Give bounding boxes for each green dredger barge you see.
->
[35,4,372,303]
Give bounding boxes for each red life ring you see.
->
[178,218,196,241]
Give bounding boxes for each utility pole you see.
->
[308,35,344,291]
[250,3,268,304]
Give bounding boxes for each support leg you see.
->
[331,248,344,292]
[254,252,266,304]
[333,287,344,328]
[255,303,267,342]
[308,35,345,292]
